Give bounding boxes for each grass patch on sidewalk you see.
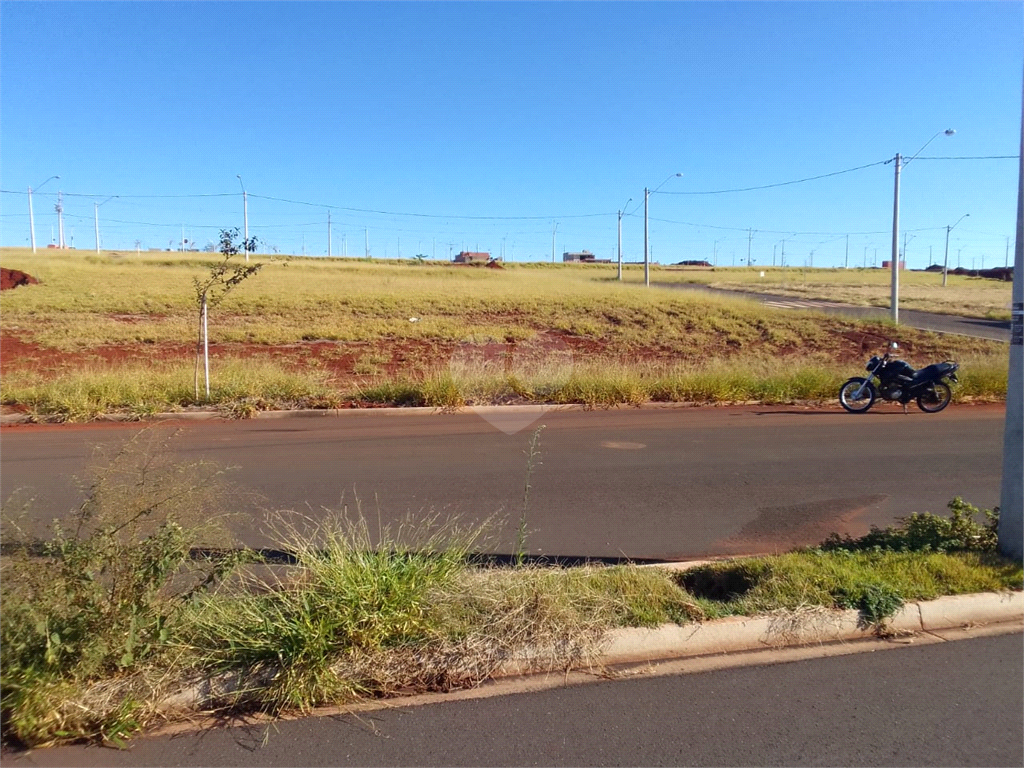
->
[2,436,1020,749]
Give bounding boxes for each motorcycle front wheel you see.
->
[917,382,952,413]
[839,378,876,413]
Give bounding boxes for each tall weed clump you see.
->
[0,430,247,747]
[179,510,490,713]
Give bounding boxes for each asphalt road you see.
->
[8,631,1021,767]
[0,404,1006,561]
[652,282,1012,342]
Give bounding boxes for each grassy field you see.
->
[655,264,1013,320]
[0,248,1010,419]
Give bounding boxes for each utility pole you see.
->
[28,187,36,252]
[845,234,849,269]
[617,198,631,281]
[747,229,753,267]
[617,209,624,281]
[713,239,719,266]
[365,228,369,259]
[56,191,66,249]
[643,189,650,285]
[236,176,249,262]
[94,203,101,253]
[998,65,1023,559]
[1007,236,1011,268]
[327,211,332,257]
[890,153,902,323]
[773,243,777,267]
[863,246,868,269]
[302,234,305,257]
[552,222,558,263]
[781,239,786,267]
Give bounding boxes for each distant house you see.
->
[881,260,906,270]
[563,250,611,264]
[454,251,491,264]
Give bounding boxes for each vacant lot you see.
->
[655,264,1013,320]
[0,249,1009,419]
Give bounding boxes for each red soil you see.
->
[0,268,39,291]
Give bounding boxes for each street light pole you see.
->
[93,196,116,253]
[890,129,955,323]
[942,214,969,287]
[236,175,249,262]
[28,176,60,253]
[890,152,902,323]
[617,198,631,281]
[643,188,650,286]
[644,173,682,287]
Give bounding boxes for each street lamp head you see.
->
[944,129,956,136]
[675,173,683,177]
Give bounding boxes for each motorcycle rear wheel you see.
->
[839,377,876,413]
[917,382,952,413]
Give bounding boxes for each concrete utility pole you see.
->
[890,152,902,322]
[644,173,682,286]
[327,211,332,257]
[643,189,650,285]
[998,68,1023,560]
[236,175,249,262]
[56,191,66,249]
[28,175,59,253]
[890,129,955,323]
[747,229,753,267]
[942,214,969,287]
[617,198,631,281]
[94,196,116,253]
[551,222,558,263]
[845,234,849,269]
[365,228,369,259]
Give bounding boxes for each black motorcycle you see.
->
[839,342,959,414]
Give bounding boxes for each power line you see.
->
[914,155,1019,161]
[645,215,948,237]
[248,193,612,221]
[657,159,891,196]
[0,190,237,199]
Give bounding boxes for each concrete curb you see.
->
[0,400,805,427]
[589,591,1023,669]
[152,590,1022,715]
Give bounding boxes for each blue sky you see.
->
[1,1,1020,268]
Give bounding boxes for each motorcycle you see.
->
[839,342,959,414]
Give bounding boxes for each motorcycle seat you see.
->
[912,362,957,382]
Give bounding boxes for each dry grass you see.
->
[654,265,1013,320]
[0,249,1010,417]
